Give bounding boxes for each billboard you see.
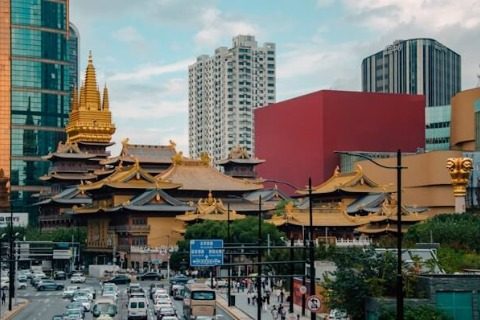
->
[0,212,28,228]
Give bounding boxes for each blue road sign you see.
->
[190,239,224,267]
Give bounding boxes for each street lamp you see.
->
[336,150,405,320]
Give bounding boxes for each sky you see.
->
[70,0,480,156]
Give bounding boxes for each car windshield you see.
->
[93,303,116,314]
[129,301,145,308]
[66,286,78,291]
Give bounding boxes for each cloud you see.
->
[194,8,259,46]
[113,26,146,46]
[343,0,480,30]
[108,59,193,81]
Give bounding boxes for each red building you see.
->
[254,90,425,191]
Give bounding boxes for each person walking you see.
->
[1,290,5,305]
[275,287,281,302]
[280,289,285,304]
[247,291,251,305]
[271,305,278,320]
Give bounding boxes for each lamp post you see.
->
[308,177,316,320]
[8,211,14,311]
[227,203,232,306]
[257,195,262,320]
[336,150,404,320]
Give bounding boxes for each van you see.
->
[127,297,148,320]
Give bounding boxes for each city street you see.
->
[13,277,234,320]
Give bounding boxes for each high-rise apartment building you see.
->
[0,0,78,218]
[362,38,461,107]
[189,35,276,161]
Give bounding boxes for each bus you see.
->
[183,283,216,319]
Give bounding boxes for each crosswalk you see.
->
[17,291,63,297]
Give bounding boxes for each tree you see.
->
[324,247,397,320]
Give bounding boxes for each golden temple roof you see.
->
[79,160,181,191]
[296,165,392,195]
[102,139,177,165]
[158,154,263,191]
[66,52,116,143]
[176,191,246,222]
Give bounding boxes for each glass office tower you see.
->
[0,0,78,222]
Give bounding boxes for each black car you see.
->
[53,271,66,280]
[103,275,131,285]
[137,271,162,281]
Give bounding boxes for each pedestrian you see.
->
[252,294,256,305]
[247,292,251,305]
[280,307,287,320]
[275,288,281,302]
[263,297,268,312]
[1,290,5,305]
[266,291,271,305]
[271,305,278,320]
[280,289,285,303]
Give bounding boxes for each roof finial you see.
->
[88,50,93,64]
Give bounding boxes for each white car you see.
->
[63,286,80,298]
[71,273,86,283]
[154,302,172,314]
[328,309,348,320]
[1,278,9,290]
[75,295,91,312]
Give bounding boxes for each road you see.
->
[13,277,233,320]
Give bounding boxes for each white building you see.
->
[188,35,276,161]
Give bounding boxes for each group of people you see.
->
[243,282,292,320]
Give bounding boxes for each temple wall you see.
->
[359,150,462,214]
[147,217,184,247]
[450,87,480,151]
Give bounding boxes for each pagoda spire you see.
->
[84,51,101,111]
[71,86,79,112]
[65,52,116,143]
[102,84,109,111]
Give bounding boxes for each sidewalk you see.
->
[0,297,29,320]
[218,287,313,320]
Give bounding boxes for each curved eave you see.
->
[41,153,96,160]
[217,159,266,165]
[124,205,194,212]
[80,182,181,191]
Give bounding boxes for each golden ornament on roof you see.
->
[446,157,473,197]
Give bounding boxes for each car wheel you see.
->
[38,286,43,291]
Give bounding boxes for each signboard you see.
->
[0,212,28,228]
[190,239,223,267]
[53,249,72,260]
[307,295,321,313]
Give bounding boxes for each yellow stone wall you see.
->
[450,87,480,151]
[359,150,463,214]
[147,217,184,247]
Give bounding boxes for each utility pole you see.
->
[8,211,14,311]
[257,195,262,320]
[309,177,316,320]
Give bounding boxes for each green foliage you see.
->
[170,218,286,271]
[0,226,87,243]
[437,247,480,273]
[405,213,480,252]
[324,247,397,320]
[378,304,452,320]
[274,199,291,216]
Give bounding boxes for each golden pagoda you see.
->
[66,52,116,143]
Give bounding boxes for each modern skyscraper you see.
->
[362,38,461,107]
[188,35,276,162]
[0,0,78,218]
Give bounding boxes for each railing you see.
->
[109,225,151,234]
[335,237,372,247]
[87,240,112,248]
[130,245,178,254]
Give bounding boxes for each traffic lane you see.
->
[12,296,69,320]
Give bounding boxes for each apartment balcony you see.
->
[109,224,151,235]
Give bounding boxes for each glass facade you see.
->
[425,104,451,151]
[362,38,461,107]
[0,0,78,222]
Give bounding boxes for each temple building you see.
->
[101,138,177,175]
[37,54,115,229]
[217,145,265,180]
[268,165,429,243]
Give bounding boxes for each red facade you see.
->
[254,90,425,191]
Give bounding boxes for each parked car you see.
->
[37,280,64,291]
[17,280,27,290]
[51,315,64,320]
[53,271,67,280]
[103,274,130,285]
[149,283,165,299]
[328,309,348,320]
[136,271,162,281]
